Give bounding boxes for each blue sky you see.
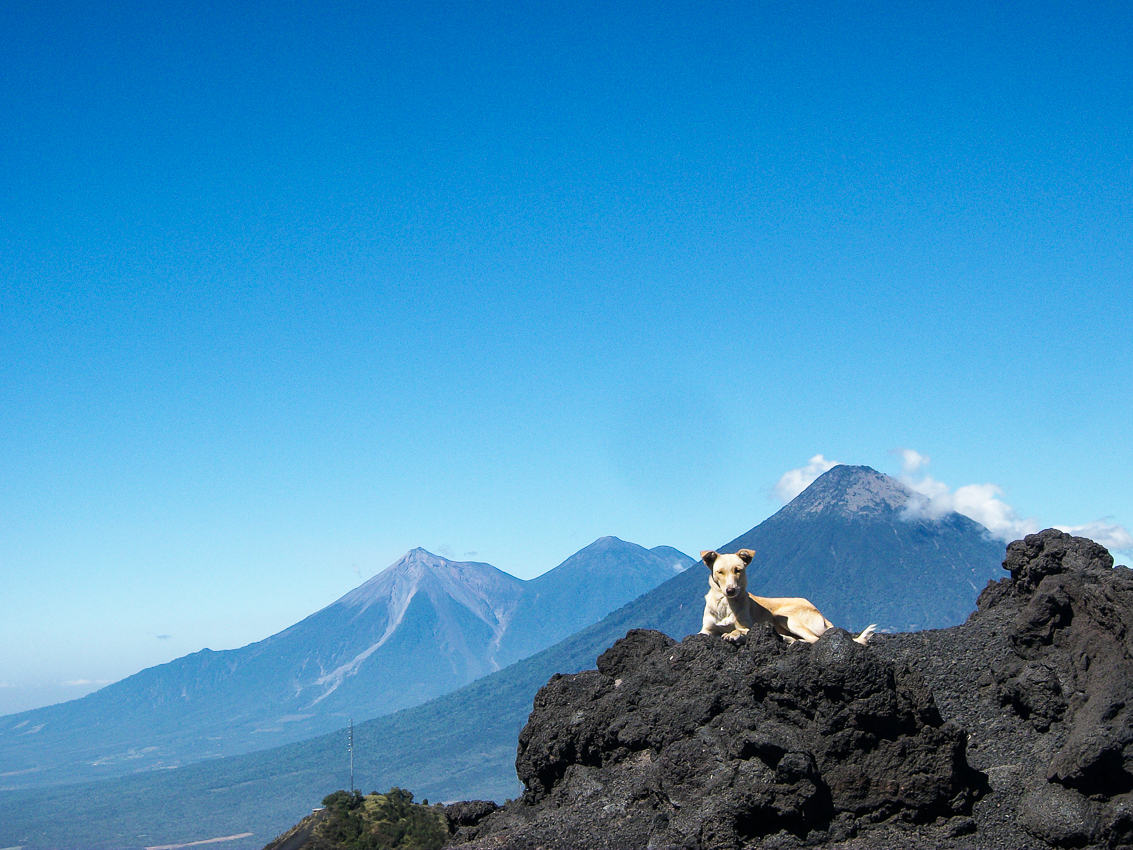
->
[2,0,1130,715]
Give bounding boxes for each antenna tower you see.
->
[348,718,355,794]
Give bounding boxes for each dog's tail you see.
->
[853,624,877,645]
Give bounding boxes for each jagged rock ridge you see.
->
[971,530,1132,847]
[449,529,1133,850]
[452,630,984,849]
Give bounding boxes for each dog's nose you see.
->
[725,586,738,598]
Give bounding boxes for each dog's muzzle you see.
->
[725,586,739,598]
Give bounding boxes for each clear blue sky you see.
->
[2,0,1130,715]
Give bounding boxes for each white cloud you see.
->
[1054,520,1133,554]
[948,483,1040,539]
[895,453,1132,555]
[775,455,841,503]
[896,453,1039,541]
[62,679,112,687]
[892,448,930,474]
[775,448,1131,558]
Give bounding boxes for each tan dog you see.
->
[699,549,876,646]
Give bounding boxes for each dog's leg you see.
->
[722,627,749,645]
[854,624,877,645]
[779,616,825,644]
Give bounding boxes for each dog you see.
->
[699,549,875,646]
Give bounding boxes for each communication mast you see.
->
[348,718,355,794]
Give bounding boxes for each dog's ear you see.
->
[737,549,754,566]
[701,551,719,568]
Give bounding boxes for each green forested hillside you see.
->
[265,789,447,850]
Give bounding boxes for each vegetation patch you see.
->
[306,788,447,850]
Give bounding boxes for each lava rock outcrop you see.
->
[457,630,982,849]
[449,529,1133,849]
[977,529,1133,847]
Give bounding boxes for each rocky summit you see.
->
[445,529,1133,850]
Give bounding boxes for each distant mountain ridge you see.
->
[495,536,691,662]
[0,465,1016,850]
[0,537,693,790]
[336,547,522,631]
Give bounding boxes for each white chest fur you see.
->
[704,589,738,628]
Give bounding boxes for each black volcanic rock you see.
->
[977,529,1133,847]
[444,800,500,834]
[874,529,1133,849]
[458,628,982,849]
[449,530,1133,850]
[1001,527,1116,592]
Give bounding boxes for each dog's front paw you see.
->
[723,630,748,645]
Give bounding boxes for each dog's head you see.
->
[701,549,755,599]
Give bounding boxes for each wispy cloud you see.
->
[896,452,1133,555]
[895,451,1039,540]
[62,679,112,687]
[774,454,841,503]
[901,475,1039,540]
[1054,520,1133,555]
[891,448,930,475]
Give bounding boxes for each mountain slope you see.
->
[0,539,690,790]
[723,465,1005,631]
[491,465,1005,645]
[0,613,619,850]
[494,538,693,663]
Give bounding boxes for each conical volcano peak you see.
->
[719,463,1002,633]
[335,548,522,613]
[402,547,449,566]
[781,465,912,518]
